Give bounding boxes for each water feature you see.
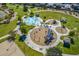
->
[23,16,43,26]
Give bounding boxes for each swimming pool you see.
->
[23,16,43,26]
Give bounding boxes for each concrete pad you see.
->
[0,40,24,56]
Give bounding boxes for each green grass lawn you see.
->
[0,4,20,37]
[39,11,79,29]
[0,19,17,37]
[0,37,9,43]
[7,4,37,17]
[15,35,43,56]
[7,4,26,17]
[6,4,43,56]
[20,23,35,34]
[5,4,79,55]
[39,11,79,54]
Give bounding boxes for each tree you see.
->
[44,16,46,19]
[43,16,46,22]
[30,12,34,17]
[69,37,75,44]
[60,17,67,24]
[8,31,16,42]
[20,26,27,34]
[8,13,12,19]
[23,4,28,12]
[2,3,8,9]
[18,16,22,21]
[16,5,19,9]
[46,47,62,56]
[35,13,40,17]
[20,23,27,34]
[53,20,57,24]
[4,19,10,24]
[69,31,75,37]
[2,3,6,6]
[62,25,65,28]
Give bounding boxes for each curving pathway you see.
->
[0,12,24,56]
[24,19,70,54]
[0,12,17,40]
[35,10,79,19]
[0,9,78,56]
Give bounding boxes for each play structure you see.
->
[29,25,58,46]
[44,29,54,45]
[24,19,69,54]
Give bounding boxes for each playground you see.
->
[56,27,68,34]
[30,27,57,46]
[0,3,79,56]
[24,18,69,54]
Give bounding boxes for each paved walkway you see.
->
[0,40,24,56]
[0,10,78,56]
[0,12,17,23]
[0,12,25,56]
[0,34,10,40]
[0,24,20,40]
[10,12,17,21]
[24,19,69,54]
[35,10,79,19]
[34,10,79,55]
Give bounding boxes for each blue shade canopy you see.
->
[19,35,27,42]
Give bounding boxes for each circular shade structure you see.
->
[23,16,43,26]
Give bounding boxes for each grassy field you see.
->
[20,23,35,34]
[7,4,37,17]
[0,37,9,43]
[39,11,79,29]
[15,35,43,56]
[7,4,26,17]
[6,4,43,56]
[2,4,79,55]
[0,19,17,37]
[39,11,79,54]
[0,4,19,37]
